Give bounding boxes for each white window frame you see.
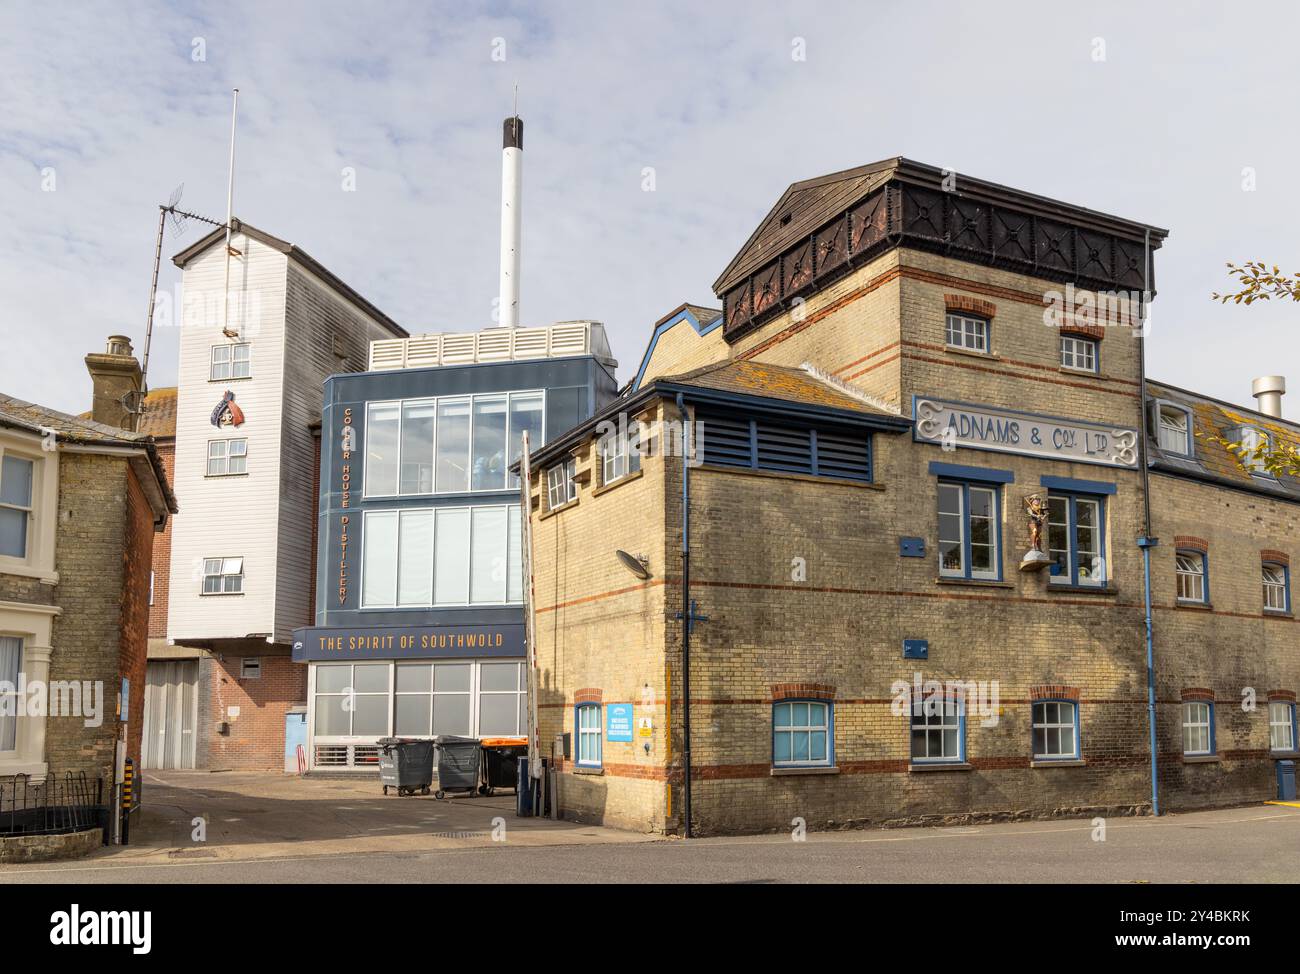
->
[1237,425,1272,474]
[1263,563,1289,612]
[1175,551,1207,603]
[576,703,602,767]
[944,312,989,353]
[937,481,999,581]
[910,696,964,764]
[1047,493,1105,588]
[359,504,523,609]
[201,557,244,595]
[1269,701,1296,753]
[363,391,546,499]
[310,662,394,741]
[0,452,35,561]
[206,438,248,477]
[209,343,252,381]
[0,435,57,583]
[1059,335,1097,372]
[600,430,641,486]
[1182,701,1213,756]
[772,700,832,768]
[1031,700,1080,760]
[547,458,577,511]
[1156,402,1192,456]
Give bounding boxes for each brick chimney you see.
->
[85,335,143,432]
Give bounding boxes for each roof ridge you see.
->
[798,361,902,415]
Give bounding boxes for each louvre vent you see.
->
[756,422,813,475]
[814,429,871,482]
[696,412,752,467]
[694,409,871,482]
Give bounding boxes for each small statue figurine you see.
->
[1020,493,1051,572]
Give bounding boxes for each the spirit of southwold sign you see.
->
[913,397,1139,469]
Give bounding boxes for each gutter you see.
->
[676,392,693,839]
[1136,228,1160,817]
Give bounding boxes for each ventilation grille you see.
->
[314,745,348,767]
[815,429,871,481]
[366,322,611,371]
[696,412,752,468]
[756,422,813,475]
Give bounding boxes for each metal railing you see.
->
[0,771,104,837]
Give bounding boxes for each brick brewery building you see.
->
[0,335,175,795]
[523,158,1300,834]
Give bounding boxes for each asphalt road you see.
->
[4,804,1297,884]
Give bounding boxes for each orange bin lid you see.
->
[478,736,528,748]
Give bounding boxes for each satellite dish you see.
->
[616,550,650,580]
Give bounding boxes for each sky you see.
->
[1,0,1297,416]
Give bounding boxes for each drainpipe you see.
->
[676,392,693,838]
[1136,228,1160,816]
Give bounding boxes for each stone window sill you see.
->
[943,346,998,362]
[538,497,578,521]
[1270,751,1300,759]
[771,766,840,777]
[1048,582,1118,596]
[1059,366,1100,378]
[1263,609,1293,619]
[1183,754,1220,764]
[909,762,972,772]
[1031,758,1085,769]
[592,468,644,498]
[1175,600,1213,611]
[572,765,604,776]
[936,577,1013,589]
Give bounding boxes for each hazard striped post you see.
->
[121,758,134,845]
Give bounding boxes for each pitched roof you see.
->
[659,360,900,419]
[1147,379,1300,499]
[137,387,177,439]
[172,219,407,338]
[0,393,178,515]
[79,386,177,439]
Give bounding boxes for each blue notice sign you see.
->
[607,703,634,742]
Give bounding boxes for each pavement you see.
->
[0,771,1297,883]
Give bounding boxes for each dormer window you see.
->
[1156,403,1192,456]
[1237,425,1271,474]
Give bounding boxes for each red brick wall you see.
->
[147,439,174,640]
[120,467,156,768]
[203,655,306,770]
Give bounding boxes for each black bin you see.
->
[433,735,482,799]
[481,744,527,794]
[376,737,435,797]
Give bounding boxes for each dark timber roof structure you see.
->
[714,157,1169,343]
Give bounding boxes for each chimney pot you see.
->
[1252,375,1286,418]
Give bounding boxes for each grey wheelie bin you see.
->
[376,738,435,796]
[433,735,482,799]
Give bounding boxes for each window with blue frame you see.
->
[1269,700,1297,753]
[1262,562,1290,612]
[772,700,832,767]
[576,703,602,767]
[1031,700,1080,760]
[1181,701,1214,756]
[1175,550,1208,603]
[910,695,964,763]
[937,481,1000,580]
[1046,493,1105,586]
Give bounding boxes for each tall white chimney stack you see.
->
[1252,375,1286,418]
[498,115,523,328]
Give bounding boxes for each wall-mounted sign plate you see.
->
[899,537,926,558]
[902,639,929,660]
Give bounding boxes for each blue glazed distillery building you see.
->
[294,322,617,769]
